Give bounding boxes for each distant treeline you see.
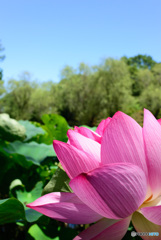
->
[0,55,161,126]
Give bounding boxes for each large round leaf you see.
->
[19,120,46,141]
[5,141,56,164]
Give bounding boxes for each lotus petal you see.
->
[70,163,147,219]
[158,119,161,125]
[53,140,100,179]
[101,111,148,180]
[143,109,161,199]
[74,216,131,240]
[67,130,101,163]
[26,192,102,224]
[140,202,161,225]
[74,126,101,143]
[95,117,111,136]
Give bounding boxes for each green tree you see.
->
[97,59,139,117]
[1,73,35,119]
[151,63,161,86]
[132,68,154,96]
[122,55,157,96]
[139,84,161,118]
[55,59,139,126]
[60,65,76,79]
[78,62,91,76]
[122,54,156,70]
[1,74,57,122]
[28,81,57,122]
[54,64,104,126]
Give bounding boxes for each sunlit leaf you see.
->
[41,114,69,142]
[19,120,46,141]
[28,224,59,240]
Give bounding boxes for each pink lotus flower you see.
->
[27,109,161,240]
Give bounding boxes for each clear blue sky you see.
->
[1,0,161,83]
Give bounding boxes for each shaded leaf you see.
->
[25,209,42,223]
[0,198,25,224]
[5,141,56,165]
[0,142,33,169]
[42,167,71,195]
[16,182,43,222]
[0,140,33,192]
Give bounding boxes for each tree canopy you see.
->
[1,54,161,125]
